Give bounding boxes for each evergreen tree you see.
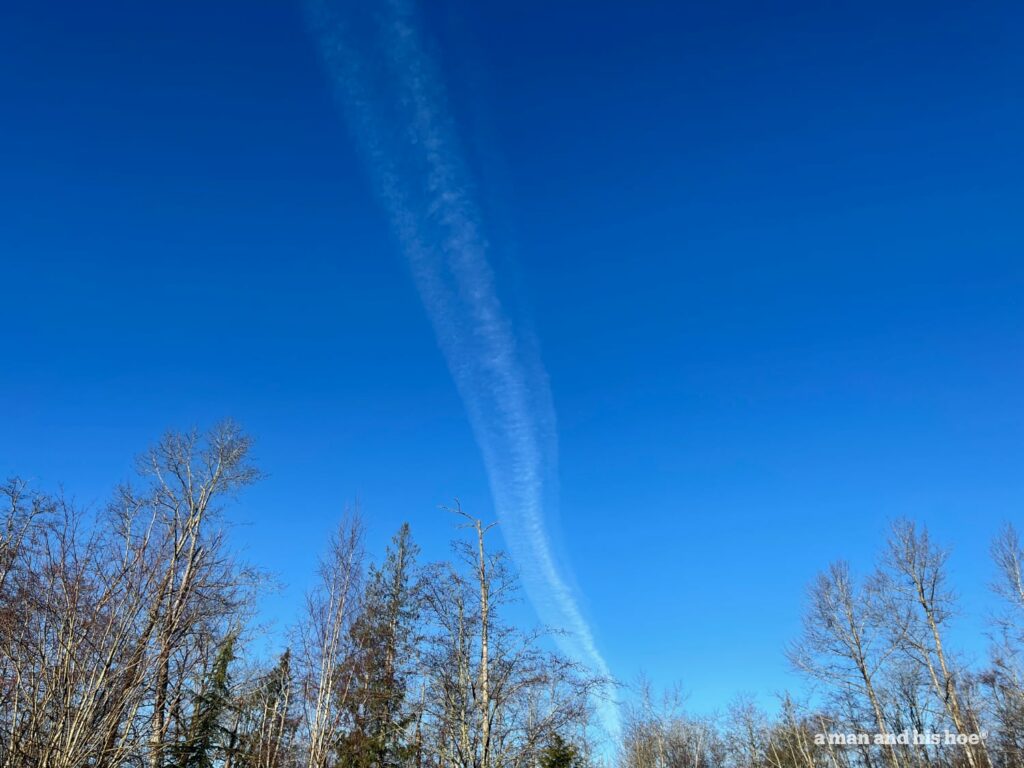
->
[232,648,297,768]
[175,632,237,768]
[338,524,420,768]
[539,734,579,768]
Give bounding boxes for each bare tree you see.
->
[417,504,604,768]
[983,524,1024,767]
[296,510,365,768]
[789,560,905,768]
[131,423,261,768]
[882,520,989,768]
[0,424,260,768]
[226,648,299,768]
[725,695,772,768]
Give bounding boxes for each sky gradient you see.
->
[3,0,1024,714]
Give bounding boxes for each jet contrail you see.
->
[306,0,621,740]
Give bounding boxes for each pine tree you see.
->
[175,632,237,768]
[338,524,420,768]
[539,734,579,768]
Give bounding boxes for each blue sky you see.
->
[3,0,1024,715]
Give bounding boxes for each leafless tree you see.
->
[417,504,604,768]
[880,521,990,768]
[295,510,365,768]
[982,524,1024,767]
[621,683,726,768]
[0,423,260,768]
[789,560,906,768]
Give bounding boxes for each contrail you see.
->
[306,0,621,741]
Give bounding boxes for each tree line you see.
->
[2,423,1023,768]
[618,521,1024,768]
[0,424,601,768]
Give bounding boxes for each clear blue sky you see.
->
[2,1,1023,712]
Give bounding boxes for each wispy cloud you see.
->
[307,0,621,740]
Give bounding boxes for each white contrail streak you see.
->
[307,0,621,741]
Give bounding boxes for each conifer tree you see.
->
[539,734,579,768]
[176,632,237,768]
[338,523,421,768]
